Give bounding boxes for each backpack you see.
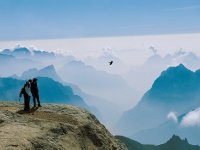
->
[19,86,26,97]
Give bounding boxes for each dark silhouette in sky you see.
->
[109,61,113,65]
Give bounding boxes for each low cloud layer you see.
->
[181,108,200,127]
[167,111,178,123]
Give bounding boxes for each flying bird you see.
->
[109,61,113,65]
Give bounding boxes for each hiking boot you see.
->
[38,104,42,107]
[24,108,30,111]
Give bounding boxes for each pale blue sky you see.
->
[0,0,200,40]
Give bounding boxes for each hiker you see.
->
[31,78,41,107]
[19,81,31,111]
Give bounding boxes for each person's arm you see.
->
[19,89,22,98]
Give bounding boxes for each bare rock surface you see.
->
[0,102,127,150]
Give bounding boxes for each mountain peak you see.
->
[40,65,55,72]
[151,64,194,91]
[161,63,192,76]
[68,60,85,66]
[177,63,187,69]
[39,65,57,77]
[171,135,182,141]
[1,49,12,55]
[38,65,62,82]
[12,47,32,58]
[13,47,31,54]
[165,135,189,146]
[20,65,62,82]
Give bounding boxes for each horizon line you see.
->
[1,32,200,42]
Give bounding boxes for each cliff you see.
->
[0,102,126,150]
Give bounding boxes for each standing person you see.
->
[31,78,41,107]
[19,81,31,111]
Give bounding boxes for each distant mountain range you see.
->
[20,65,62,82]
[0,77,88,109]
[0,53,40,77]
[116,135,200,150]
[1,47,55,58]
[125,54,171,95]
[0,47,75,77]
[0,47,47,77]
[58,60,139,109]
[0,47,138,111]
[125,50,200,95]
[17,64,121,128]
[117,64,200,144]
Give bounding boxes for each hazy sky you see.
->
[0,0,200,65]
[0,33,200,65]
[0,0,200,40]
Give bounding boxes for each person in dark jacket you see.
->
[31,78,41,107]
[19,81,31,111]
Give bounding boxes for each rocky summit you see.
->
[0,102,126,150]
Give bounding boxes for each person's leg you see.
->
[33,94,36,107]
[36,93,41,107]
[27,96,30,110]
[24,94,29,111]
[23,95,26,110]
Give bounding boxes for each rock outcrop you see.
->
[0,102,126,150]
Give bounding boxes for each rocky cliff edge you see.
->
[0,102,126,150]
